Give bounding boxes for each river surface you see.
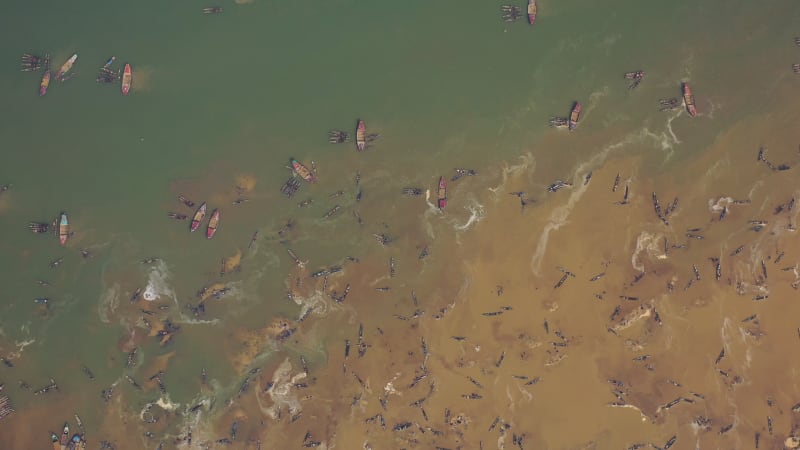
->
[2,0,800,448]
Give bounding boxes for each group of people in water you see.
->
[500,5,524,22]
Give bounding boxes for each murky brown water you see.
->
[7,98,800,450]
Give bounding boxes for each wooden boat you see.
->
[39,71,51,96]
[55,54,77,80]
[527,0,537,25]
[58,212,69,246]
[59,423,69,449]
[50,432,60,450]
[437,176,447,210]
[190,203,207,232]
[206,209,220,239]
[356,119,366,151]
[291,158,316,183]
[568,101,581,131]
[121,63,132,96]
[682,82,697,117]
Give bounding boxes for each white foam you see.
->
[631,231,666,272]
[142,261,176,302]
[454,198,486,232]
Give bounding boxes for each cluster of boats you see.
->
[20,52,132,96]
[548,102,582,130]
[50,422,86,450]
[27,212,70,246]
[500,0,536,24]
[329,119,378,151]
[188,203,220,239]
[624,70,646,90]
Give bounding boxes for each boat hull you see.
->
[121,63,132,96]
[356,120,366,151]
[682,82,697,117]
[527,0,537,25]
[437,176,447,209]
[568,101,581,131]
[206,209,220,239]
[40,71,50,96]
[190,203,207,232]
[58,213,69,246]
[291,159,316,183]
[55,54,77,80]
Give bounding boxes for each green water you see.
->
[1,0,800,446]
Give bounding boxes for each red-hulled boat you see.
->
[206,209,220,239]
[437,176,447,210]
[121,63,132,96]
[527,0,537,25]
[291,158,316,183]
[190,203,207,232]
[568,101,581,131]
[682,82,697,117]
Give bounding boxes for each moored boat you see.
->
[58,212,69,246]
[121,63,132,96]
[356,119,366,151]
[206,209,220,239]
[527,0,537,25]
[50,432,60,450]
[291,158,316,183]
[682,82,697,117]
[59,423,69,449]
[190,203,207,232]
[55,54,77,80]
[40,71,51,96]
[568,101,581,131]
[437,176,447,210]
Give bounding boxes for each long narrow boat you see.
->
[39,71,51,96]
[121,63,132,96]
[58,212,69,246]
[55,54,77,80]
[59,423,70,450]
[568,101,582,131]
[437,176,447,210]
[356,119,366,152]
[682,82,697,117]
[206,209,220,239]
[527,0,537,25]
[190,203,207,232]
[291,158,316,183]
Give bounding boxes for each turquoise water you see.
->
[2,0,800,447]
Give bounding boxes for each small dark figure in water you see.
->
[168,212,188,220]
[547,180,573,193]
[96,67,120,83]
[658,97,681,112]
[549,117,568,128]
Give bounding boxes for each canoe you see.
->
[104,56,115,69]
[437,176,447,210]
[190,203,207,232]
[55,54,77,80]
[59,423,69,449]
[121,63,132,96]
[40,71,51,96]
[527,0,537,25]
[206,209,220,239]
[568,101,581,131]
[356,120,366,152]
[291,158,316,183]
[58,212,69,246]
[50,432,60,450]
[682,82,697,117]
